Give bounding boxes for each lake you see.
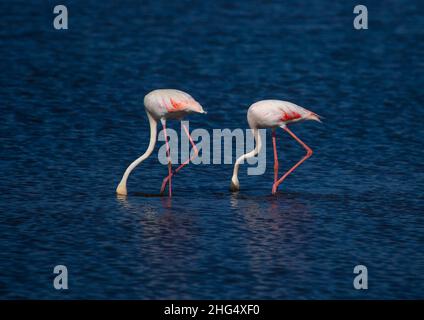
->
[0,0,423,299]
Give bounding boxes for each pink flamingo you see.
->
[116,89,206,197]
[230,100,322,195]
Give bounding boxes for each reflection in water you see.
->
[230,192,239,208]
[116,194,130,209]
[161,197,173,209]
[116,194,200,298]
[117,191,316,298]
[231,192,313,290]
[116,192,172,209]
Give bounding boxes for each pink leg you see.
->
[272,129,279,184]
[160,123,199,194]
[272,126,313,195]
[160,120,172,197]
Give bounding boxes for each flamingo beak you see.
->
[195,103,207,114]
[308,113,322,123]
[197,106,207,114]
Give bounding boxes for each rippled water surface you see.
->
[0,1,423,299]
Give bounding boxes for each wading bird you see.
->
[230,100,321,195]
[116,89,206,197]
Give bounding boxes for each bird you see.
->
[116,89,206,197]
[230,100,322,195]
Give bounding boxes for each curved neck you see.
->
[117,111,157,194]
[231,128,262,182]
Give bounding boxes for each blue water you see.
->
[0,0,423,299]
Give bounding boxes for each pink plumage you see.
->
[231,99,322,195]
[247,100,321,129]
[116,89,206,197]
[144,89,206,120]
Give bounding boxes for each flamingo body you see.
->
[144,89,205,120]
[116,89,205,196]
[247,100,320,129]
[231,99,321,194]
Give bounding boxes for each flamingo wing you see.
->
[281,109,302,121]
[278,102,313,123]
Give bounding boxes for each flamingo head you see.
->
[191,101,207,115]
[116,181,128,196]
[169,97,207,115]
[183,98,207,115]
[229,175,240,192]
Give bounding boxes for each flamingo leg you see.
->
[160,123,199,194]
[272,126,313,195]
[272,129,279,184]
[160,120,172,197]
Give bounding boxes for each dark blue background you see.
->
[0,0,423,298]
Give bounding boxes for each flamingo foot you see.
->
[272,184,278,195]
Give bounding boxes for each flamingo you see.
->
[116,89,206,197]
[230,100,322,195]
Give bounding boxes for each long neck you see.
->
[116,111,157,195]
[230,128,262,190]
